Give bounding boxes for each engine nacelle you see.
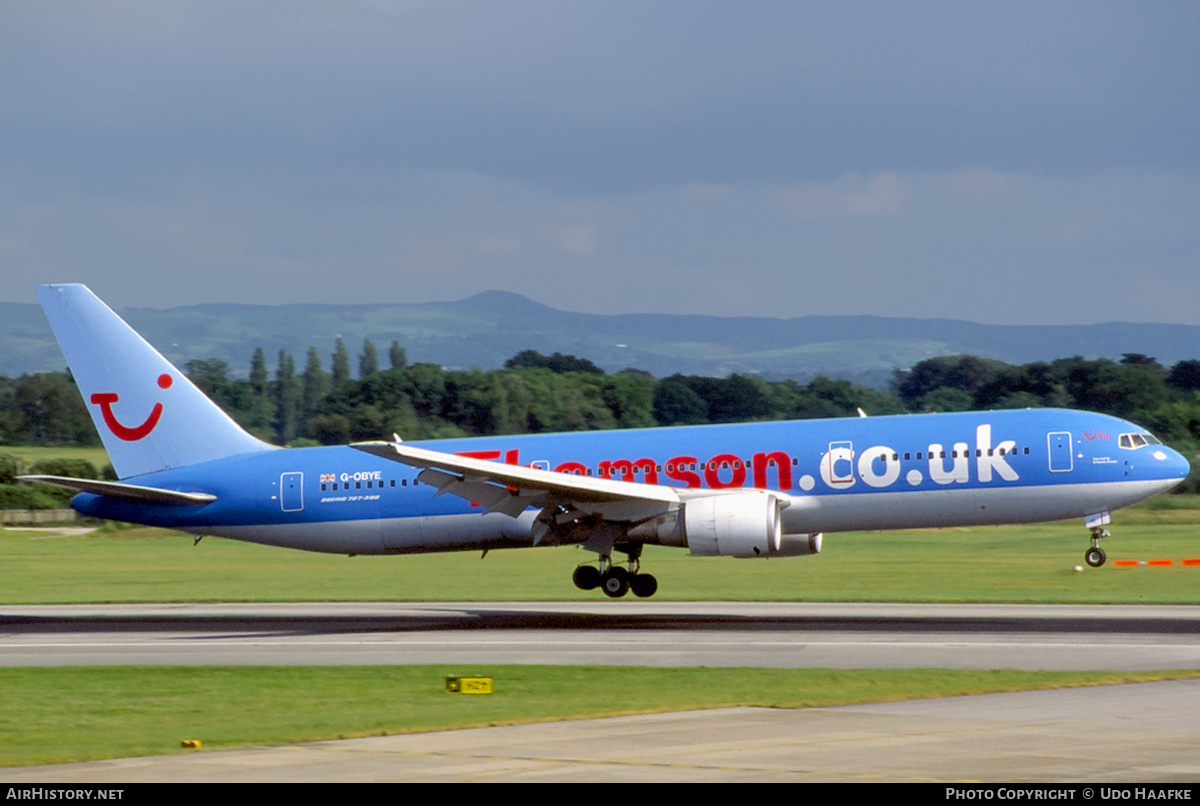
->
[672,492,782,558]
[640,493,823,559]
[774,531,823,557]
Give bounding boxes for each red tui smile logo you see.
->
[91,374,172,441]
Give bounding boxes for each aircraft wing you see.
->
[351,440,680,524]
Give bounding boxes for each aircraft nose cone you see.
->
[1173,447,1191,480]
[1154,446,1192,482]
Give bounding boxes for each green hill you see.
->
[5,291,1200,388]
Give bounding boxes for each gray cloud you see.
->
[2,1,1197,324]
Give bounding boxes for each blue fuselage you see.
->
[71,408,1189,556]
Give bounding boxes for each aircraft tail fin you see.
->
[37,284,275,479]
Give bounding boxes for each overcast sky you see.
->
[2,1,1197,324]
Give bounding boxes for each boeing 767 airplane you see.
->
[20,284,1191,597]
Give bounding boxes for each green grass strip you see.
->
[5,509,1200,603]
[2,666,1198,768]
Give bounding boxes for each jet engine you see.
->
[637,492,819,559]
[680,492,779,557]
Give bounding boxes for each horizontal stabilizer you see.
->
[18,475,217,506]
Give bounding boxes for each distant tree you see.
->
[0,376,13,442]
[359,339,379,378]
[893,355,1004,407]
[1121,353,1164,370]
[185,358,233,404]
[710,375,772,422]
[1167,360,1200,392]
[350,402,386,441]
[306,413,351,445]
[331,338,351,387]
[2,373,97,445]
[600,372,656,428]
[389,341,407,371]
[0,482,70,509]
[798,376,867,419]
[272,350,299,444]
[1055,357,1169,419]
[548,374,619,432]
[504,350,604,375]
[917,387,974,412]
[28,457,99,480]
[247,347,271,432]
[972,362,1068,410]
[653,376,708,425]
[0,454,19,484]
[403,363,447,419]
[301,347,329,427]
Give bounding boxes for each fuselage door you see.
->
[281,471,304,511]
[823,441,855,487]
[1047,432,1074,473]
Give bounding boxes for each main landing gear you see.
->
[573,547,658,598]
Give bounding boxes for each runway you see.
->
[2,602,1199,670]
[4,603,1199,782]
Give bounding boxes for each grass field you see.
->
[2,495,1196,769]
[2,666,1198,767]
[2,497,1199,603]
[0,444,111,470]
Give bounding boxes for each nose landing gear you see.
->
[1085,541,1107,568]
[1084,512,1110,567]
[1084,528,1109,567]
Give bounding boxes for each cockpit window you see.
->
[1119,433,1162,449]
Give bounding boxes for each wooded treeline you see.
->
[3,343,1199,491]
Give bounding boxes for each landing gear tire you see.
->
[629,573,658,598]
[1085,547,1107,568]
[573,565,601,591]
[601,567,630,598]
